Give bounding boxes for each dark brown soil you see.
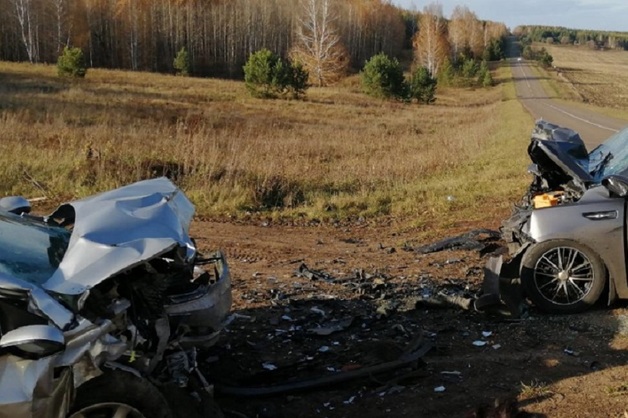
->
[192,220,628,418]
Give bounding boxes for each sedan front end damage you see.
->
[486,120,628,314]
[0,287,127,418]
[0,178,232,417]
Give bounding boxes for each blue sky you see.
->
[390,0,628,32]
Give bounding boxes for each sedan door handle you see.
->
[582,210,618,220]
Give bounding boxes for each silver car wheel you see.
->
[533,246,594,305]
[69,403,146,418]
[69,371,173,418]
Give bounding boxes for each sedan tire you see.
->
[68,371,173,418]
[521,240,606,314]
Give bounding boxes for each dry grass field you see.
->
[0,61,531,234]
[543,44,628,115]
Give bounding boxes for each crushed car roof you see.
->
[530,120,628,192]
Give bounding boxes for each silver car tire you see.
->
[521,240,606,314]
[68,371,173,418]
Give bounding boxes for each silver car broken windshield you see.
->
[0,212,69,286]
[589,127,628,180]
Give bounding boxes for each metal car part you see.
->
[0,325,65,358]
[0,273,74,330]
[42,177,196,299]
[0,317,124,418]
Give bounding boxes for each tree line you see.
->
[0,0,406,76]
[0,0,507,81]
[413,4,506,89]
[515,25,628,50]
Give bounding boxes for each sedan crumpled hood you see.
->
[528,120,593,193]
[43,177,195,296]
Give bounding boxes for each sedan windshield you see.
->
[589,127,628,181]
[0,211,70,286]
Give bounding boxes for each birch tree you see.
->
[339,0,405,68]
[115,0,141,70]
[469,19,485,58]
[413,3,449,76]
[290,0,348,86]
[12,0,39,62]
[53,0,69,54]
[448,5,477,60]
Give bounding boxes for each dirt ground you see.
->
[191,219,628,418]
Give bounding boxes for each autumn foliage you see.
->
[2,0,506,94]
[413,2,506,79]
[290,0,349,86]
[0,0,405,77]
[413,4,450,76]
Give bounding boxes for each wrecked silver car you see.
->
[502,120,628,313]
[0,177,231,417]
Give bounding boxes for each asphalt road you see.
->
[506,37,628,149]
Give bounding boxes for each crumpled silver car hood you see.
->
[43,177,195,296]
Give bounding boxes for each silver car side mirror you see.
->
[602,175,628,198]
[0,324,65,359]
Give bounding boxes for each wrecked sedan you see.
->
[502,120,628,314]
[0,177,231,418]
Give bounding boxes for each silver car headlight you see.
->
[0,324,65,359]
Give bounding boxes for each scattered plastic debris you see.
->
[434,386,446,393]
[310,307,327,317]
[440,371,462,376]
[473,341,488,347]
[216,337,431,398]
[262,363,278,371]
[308,317,354,336]
[410,229,500,254]
[482,331,493,338]
[564,348,579,356]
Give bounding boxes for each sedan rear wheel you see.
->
[521,240,606,314]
